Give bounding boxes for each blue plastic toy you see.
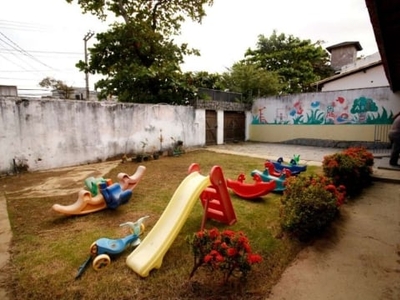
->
[75,216,149,279]
[250,168,291,192]
[99,182,132,209]
[270,156,307,175]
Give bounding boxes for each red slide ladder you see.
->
[189,164,237,230]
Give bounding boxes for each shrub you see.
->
[322,147,374,196]
[187,228,262,284]
[280,174,344,241]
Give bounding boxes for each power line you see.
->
[0,20,51,33]
[0,19,108,34]
[0,37,46,73]
[0,69,78,73]
[0,48,82,55]
[0,31,55,70]
[0,19,89,33]
[0,51,31,71]
[18,88,51,91]
[0,77,40,80]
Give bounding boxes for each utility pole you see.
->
[83,31,94,100]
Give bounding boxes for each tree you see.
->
[187,71,225,90]
[38,77,75,99]
[67,0,214,103]
[244,30,334,94]
[221,62,282,103]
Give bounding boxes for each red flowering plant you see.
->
[322,147,374,196]
[187,228,262,284]
[280,174,345,241]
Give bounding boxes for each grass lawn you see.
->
[1,150,321,300]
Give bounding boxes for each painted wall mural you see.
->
[252,93,395,125]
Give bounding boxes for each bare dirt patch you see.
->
[2,161,120,199]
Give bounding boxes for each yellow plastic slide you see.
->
[126,170,210,277]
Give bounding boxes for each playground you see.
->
[0,145,399,300]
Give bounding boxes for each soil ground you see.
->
[0,144,399,300]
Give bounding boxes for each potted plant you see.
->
[169,137,184,156]
[152,147,160,160]
[136,139,148,162]
[135,154,144,163]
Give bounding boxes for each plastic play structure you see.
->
[117,166,146,191]
[99,182,133,210]
[196,163,237,230]
[250,167,291,192]
[84,177,112,196]
[52,166,146,215]
[75,216,149,279]
[264,161,292,177]
[126,163,237,278]
[226,173,277,200]
[269,155,307,175]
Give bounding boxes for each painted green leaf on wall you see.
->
[304,109,325,124]
[366,107,393,124]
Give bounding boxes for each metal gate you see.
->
[224,111,245,143]
[374,124,391,143]
[206,110,217,145]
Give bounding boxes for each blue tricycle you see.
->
[75,216,149,279]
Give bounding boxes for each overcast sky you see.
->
[0,0,378,95]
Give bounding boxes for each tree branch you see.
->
[117,0,130,23]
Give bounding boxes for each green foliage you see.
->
[243,30,333,94]
[67,0,213,103]
[322,147,374,196]
[187,71,225,90]
[187,228,262,284]
[38,77,75,99]
[221,62,283,104]
[280,174,343,241]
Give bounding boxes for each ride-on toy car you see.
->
[75,216,149,279]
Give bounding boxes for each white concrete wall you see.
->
[217,110,224,144]
[322,65,388,91]
[0,98,205,173]
[245,111,252,141]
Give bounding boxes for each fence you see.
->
[197,88,242,103]
[373,124,391,153]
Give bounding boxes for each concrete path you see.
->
[205,142,339,166]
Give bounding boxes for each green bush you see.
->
[279,174,343,242]
[322,147,374,196]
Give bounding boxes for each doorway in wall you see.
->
[205,110,217,145]
[224,111,245,143]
